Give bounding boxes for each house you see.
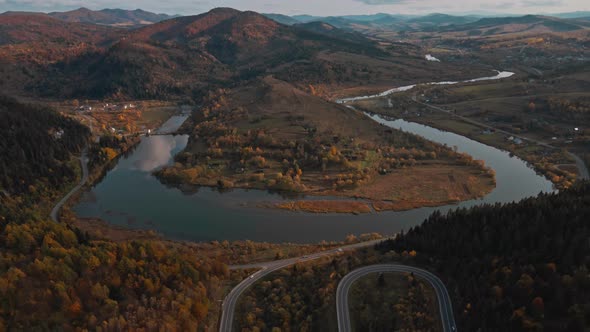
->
[51,128,65,140]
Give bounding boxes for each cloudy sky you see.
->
[1,0,588,16]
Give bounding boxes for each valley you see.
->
[1,4,589,332]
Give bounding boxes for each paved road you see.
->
[414,100,590,181]
[50,148,89,222]
[219,238,388,332]
[567,152,589,180]
[336,264,456,332]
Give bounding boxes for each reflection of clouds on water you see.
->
[131,136,175,172]
[131,135,187,172]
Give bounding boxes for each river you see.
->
[74,72,555,243]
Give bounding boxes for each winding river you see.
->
[74,71,555,243]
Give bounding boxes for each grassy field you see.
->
[352,69,589,189]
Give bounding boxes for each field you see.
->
[351,67,590,189]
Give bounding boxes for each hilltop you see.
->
[0,7,488,101]
[48,7,177,27]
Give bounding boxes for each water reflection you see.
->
[131,135,189,172]
[74,113,554,243]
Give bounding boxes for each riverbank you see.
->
[346,70,590,189]
[354,100,581,189]
[154,79,496,214]
[73,71,553,243]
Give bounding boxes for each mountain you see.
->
[0,13,120,46]
[407,13,479,26]
[292,15,324,23]
[1,7,487,101]
[0,12,123,95]
[48,7,177,27]
[551,11,590,19]
[339,13,402,22]
[437,15,586,34]
[34,8,388,99]
[0,13,121,65]
[263,13,300,25]
[294,21,374,44]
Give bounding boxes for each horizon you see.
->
[1,1,589,17]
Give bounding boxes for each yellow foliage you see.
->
[102,147,118,161]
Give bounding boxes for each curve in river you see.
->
[74,72,554,243]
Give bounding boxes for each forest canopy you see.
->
[0,96,89,194]
[381,182,590,331]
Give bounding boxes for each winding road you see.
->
[220,71,518,331]
[50,148,89,222]
[219,239,386,332]
[336,264,456,332]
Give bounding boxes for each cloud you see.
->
[522,0,563,7]
[0,0,588,16]
[353,0,409,4]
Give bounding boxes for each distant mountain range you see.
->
[1,7,178,27]
[0,8,397,99]
[2,7,587,31]
[1,6,588,100]
[262,11,590,33]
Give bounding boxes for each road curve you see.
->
[50,148,89,222]
[567,152,589,180]
[219,238,387,332]
[336,264,456,332]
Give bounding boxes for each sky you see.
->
[1,0,589,16]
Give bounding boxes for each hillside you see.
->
[381,182,590,331]
[294,21,374,44]
[408,13,478,26]
[48,7,177,27]
[0,13,124,95]
[263,13,300,25]
[0,13,120,47]
[0,98,229,330]
[0,96,89,195]
[30,8,396,99]
[0,7,493,101]
[441,15,586,34]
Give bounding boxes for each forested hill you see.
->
[0,96,230,330]
[0,96,89,195]
[380,182,590,331]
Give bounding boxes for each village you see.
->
[62,100,180,138]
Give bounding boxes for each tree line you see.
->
[0,97,230,330]
[380,182,590,331]
[0,96,89,195]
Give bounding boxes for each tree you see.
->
[377,273,386,288]
[528,101,536,112]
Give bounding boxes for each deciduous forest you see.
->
[0,98,229,330]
